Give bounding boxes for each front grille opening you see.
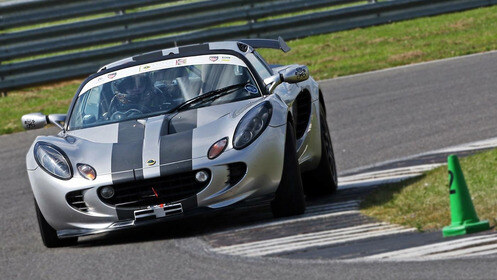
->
[66,190,89,212]
[228,162,247,186]
[99,169,210,209]
[295,92,312,139]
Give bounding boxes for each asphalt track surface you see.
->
[2,51,497,279]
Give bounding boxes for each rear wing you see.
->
[239,36,291,53]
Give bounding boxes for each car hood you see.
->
[32,98,263,182]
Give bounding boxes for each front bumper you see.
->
[28,124,286,238]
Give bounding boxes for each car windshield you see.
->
[68,54,260,130]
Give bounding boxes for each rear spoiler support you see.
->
[238,36,291,53]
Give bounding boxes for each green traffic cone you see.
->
[442,155,490,237]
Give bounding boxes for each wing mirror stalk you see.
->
[21,113,66,131]
[264,65,310,94]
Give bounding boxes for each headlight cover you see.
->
[233,101,272,149]
[34,142,73,180]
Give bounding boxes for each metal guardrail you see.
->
[0,0,496,92]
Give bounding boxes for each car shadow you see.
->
[76,203,275,247]
[75,187,370,248]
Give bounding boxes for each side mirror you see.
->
[264,65,309,94]
[280,65,310,83]
[48,114,66,130]
[21,113,66,130]
[21,113,48,130]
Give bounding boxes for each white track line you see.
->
[432,137,497,154]
[217,223,391,251]
[306,204,357,212]
[307,200,360,210]
[306,206,358,216]
[426,243,497,260]
[245,228,415,257]
[361,233,497,260]
[222,210,361,234]
[342,136,497,177]
[214,223,415,257]
[337,163,443,190]
[307,201,359,213]
[214,200,360,234]
[339,164,443,183]
[464,248,497,258]
[338,174,421,190]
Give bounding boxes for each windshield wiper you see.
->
[170,82,247,112]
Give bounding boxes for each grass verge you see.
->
[0,81,79,135]
[259,5,497,80]
[361,149,497,232]
[2,5,497,135]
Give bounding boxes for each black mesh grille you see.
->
[228,162,247,186]
[99,170,210,208]
[66,190,88,212]
[295,92,311,139]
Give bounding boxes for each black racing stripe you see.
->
[134,169,144,181]
[112,171,135,185]
[160,130,193,176]
[111,120,145,184]
[116,120,145,142]
[169,109,197,134]
[178,43,209,54]
[160,160,192,177]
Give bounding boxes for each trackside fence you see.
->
[0,0,496,92]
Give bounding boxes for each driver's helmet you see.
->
[112,74,151,105]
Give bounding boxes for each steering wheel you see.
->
[110,108,143,121]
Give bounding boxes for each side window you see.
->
[246,53,272,80]
[83,86,101,118]
[254,51,272,69]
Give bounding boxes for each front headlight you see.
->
[34,142,73,180]
[233,101,272,149]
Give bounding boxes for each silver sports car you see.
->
[22,37,337,247]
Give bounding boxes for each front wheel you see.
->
[271,122,306,217]
[35,199,77,248]
[303,104,338,196]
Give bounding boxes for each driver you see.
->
[108,74,163,118]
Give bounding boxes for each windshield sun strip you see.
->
[79,54,247,95]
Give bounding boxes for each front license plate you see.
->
[134,203,183,221]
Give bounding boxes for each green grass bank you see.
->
[361,150,497,232]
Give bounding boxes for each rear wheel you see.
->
[35,199,77,248]
[271,122,306,217]
[303,104,338,196]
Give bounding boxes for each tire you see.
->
[271,122,306,218]
[35,199,77,248]
[303,104,338,196]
